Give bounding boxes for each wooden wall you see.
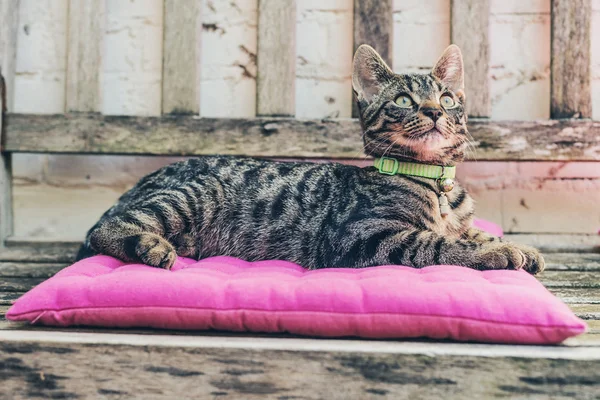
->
[1,0,599,240]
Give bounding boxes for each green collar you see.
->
[374,157,456,179]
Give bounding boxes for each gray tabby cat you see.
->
[77,44,544,274]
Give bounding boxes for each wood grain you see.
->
[256,0,296,117]
[0,72,12,246]
[0,291,22,306]
[162,0,200,115]
[352,0,393,118]
[0,332,599,399]
[0,262,66,278]
[551,0,592,118]
[0,0,19,112]
[3,114,600,160]
[451,0,490,117]
[65,0,104,112]
[0,240,79,263]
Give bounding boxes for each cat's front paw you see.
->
[512,243,545,275]
[475,243,526,271]
[130,233,177,269]
[475,243,544,274]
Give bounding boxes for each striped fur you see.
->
[77,45,544,274]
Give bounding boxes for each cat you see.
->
[76,44,544,274]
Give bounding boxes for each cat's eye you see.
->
[395,95,413,108]
[440,95,457,109]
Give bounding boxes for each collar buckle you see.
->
[377,157,399,175]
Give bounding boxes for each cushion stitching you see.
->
[8,306,585,330]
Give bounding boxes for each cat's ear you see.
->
[352,45,394,102]
[432,45,464,94]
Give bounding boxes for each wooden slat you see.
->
[451,0,490,117]
[0,1,17,247]
[0,0,19,112]
[505,233,600,254]
[0,241,78,263]
[550,0,592,118]
[0,291,22,306]
[3,114,600,160]
[162,0,200,115]
[65,0,104,112]
[569,304,600,320]
[549,288,600,304]
[0,277,46,292]
[539,271,599,288]
[0,332,599,399]
[0,72,13,246]
[0,262,66,278]
[256,0,296,116]
[352,0,393,118]
[544,253,600,271]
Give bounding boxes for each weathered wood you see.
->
[65,0,104,112]
[587,320,600,334]
[551,0,592,118]
[451,0,490,117]
[0,332,599,399]
[4,114,600,160]
[256,0,296,116]
[0,0,19,112]
[0,277,46,292]
[505,233,600,254]
[162,0,200,115]
[539,271,600,288]
[568,304,600,320]
[0,262,66,278]
[0,291,22,306]
[0,241,78,263]
[0,72,12,246]
[352,0,393,118]
[543,253,600,271]
[550,288,600,304]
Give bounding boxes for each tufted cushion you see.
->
[7,251,586,344]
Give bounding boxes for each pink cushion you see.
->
[7,256,586,344]
[6,219,586,344]
[472,218,503,237]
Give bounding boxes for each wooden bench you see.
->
[1,0,599,398]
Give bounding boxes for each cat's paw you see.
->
[512,243,545,275]
[132,233,177,269]
[475,243,527,271]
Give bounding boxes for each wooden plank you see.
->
[0,262,66,278]
[162,0,200,115]
[352,0,393,118]
[0,241,78,263]
[0,277,46,292]
[0,291,23,306]
[451,0,490,117]
[539,271,600,288]
[0,71,12,246]
[568,304,600,320]
[65,0,104,112]
[543,253,600,271]
[550,0,592,118]
[0,0,19,112]
[505,233,600,254]
[550,288,600,304]
[4,114,600,160]
[0,332,599,399]
[256,0,296,116]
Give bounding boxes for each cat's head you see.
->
[352,44,469,166]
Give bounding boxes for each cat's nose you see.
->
[422,108,443,122]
